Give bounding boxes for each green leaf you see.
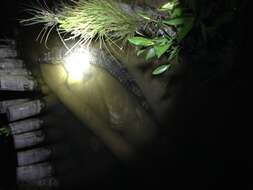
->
[136,30,145,37]
[146,48,156,60]
[154,43,172,58]
[155,38,170,45]
[138,13,151,21]
[168,46,180,61]
[137,49,146,56]
[152,64,171,75]
[128,37,154,47]
[163,17,185,26]
[160,0,179,11]
[176,17,194,42]
[171,8,183,18]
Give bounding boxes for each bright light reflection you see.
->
[63,48,91,82]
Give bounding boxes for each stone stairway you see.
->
[0,39,59,190]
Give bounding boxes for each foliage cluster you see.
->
[128,0,194,75]
[20,0,241,76]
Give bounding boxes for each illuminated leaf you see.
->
[155,38,170,45]
[160,0,179,11]
[137,49,145,56]
[154,43,172,58]
[138,13,151,21]
[152,64,171,75]
[146,48,156,60]
[128,37,154,47]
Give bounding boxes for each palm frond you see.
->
[21,0,141,50]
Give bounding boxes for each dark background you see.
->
[0,0,252,189]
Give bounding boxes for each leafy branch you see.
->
[128,0,194,75]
